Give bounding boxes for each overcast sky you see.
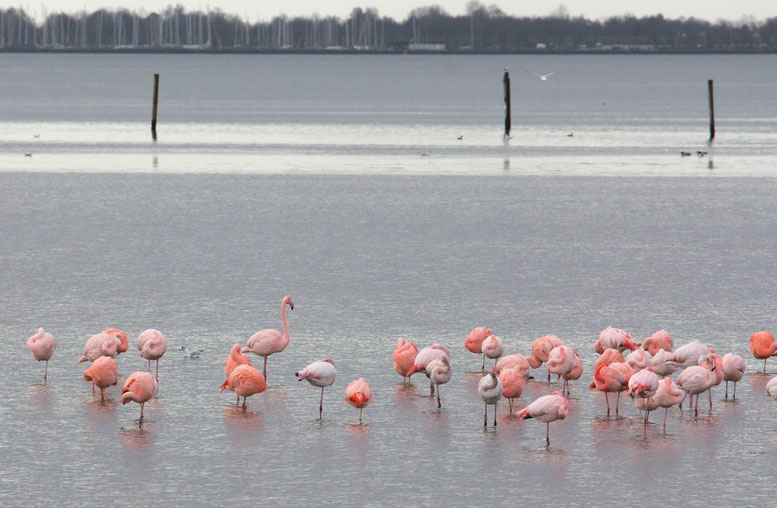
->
[3,1,775,23]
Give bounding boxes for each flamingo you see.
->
[700,352,723,410]
[676,357,716,417]
[406,344,450,396]
[76,331,121,365]
[392,337,418,382]
[242,295,294,381]
[722,353,745,399]
[464,326,492,371]
[626,347,653,372]
[650,348,678,377]
[588,348,625,389]
[493,353,530,379]
[653,376,685,431]
[222,343,253,404]
[591,361,632,416]
[296,358,337,419]
[478,372,503,427]
[669,341,711,368]
[594,327,639,354]
[529,335,564,382]
[562,350,584,395]
[222,364,266,410]
[518,391,569,446]
[137,329,167,383]
[83,356,118,402]
[750,331,777,373]
[482,335,504,369]
[766,376,777,400]
[426,356,452,408]
[103,328,129,356]
[642,329,673,355]
[498,367,525,413]
[547,345,575,394]
[627,368,659,428]
[121,371,157,426]
[345,378,372,424]
[27,328,56,382]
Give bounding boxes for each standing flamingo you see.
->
[641,329,673,355]
[669,341,711,368]
[591,361,632,416]
[650,349,678,377]
[653,376,685,431]
[627,368,659,429]
[103,328,129,356]
[547,345,576,394]
[766,376,777,400]
[137,329,167,383]
[345,378,372,424]
[626,347,653,372]
[242,296,294,382]
[27,328,56,382]
[700,352,723,410]
[481,335,504,369]
[529,335,564,382]
[222,364,266,410]
[518,391,569,446]
[392,337,418,382]
[722,353,745,399]
[562,350,584,395]
[478,372,503,427]
[594,327,639,354]
[83,356,118,402]
[499,367,525,413]
[426,356,452,408]
[76,332,121,365]
[465,326,493,371]
[750,331,777,373]
[222,343,253,404]
[493,353,531,378]
[121,371,157,426]
[676,357,716,417]
[296,358,337,419]
[406,344,450,396]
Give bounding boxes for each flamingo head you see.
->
[283,295,294,310]
[122,378,136,396]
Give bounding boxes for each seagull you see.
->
[457,135,463,140]
[567,133,574,137]
[697,151,708,157]
[681,151,691,157]
[178,345,203,359]
[24,152,32,157]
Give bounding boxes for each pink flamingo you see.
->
[76,331,121,365]
[627,367,659,428]
[345,378,372,424]
[296,358,337,419]
[482,335,504,369]
[392,337,418,382]
[529,335,564,382]
[700,352,723,410]
[547,345,575,394]
[465,326,493,371]
[121,371,157,425]
[103,328,129,356]
[594,327,639,354]
[562,350,584,395]
[677,357,717,417]
[499,367,525,413]
[27,328,56,382]
[222,343,253,404]
[650,348,678,376]
[766,376,777,400]
[722,353,745,399]
[425,357,452,408]
[626,347,653,372]
[406,344,450,396]
[518,391,569,446]
[669,341,711,368]
[591,361,632,416]
[83,356,118,402]
[653,376,685,431]
[222,364,266,410]
[242,296,294,381]
[642,329,673,355]
[137,329,167,383]
[493,353,530,379]
[588,348,625,389]
[478,372,503,427]
[750,331,777,373]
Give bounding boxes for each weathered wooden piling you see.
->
[708,79,715,141]
[503,69,511,139]
[151,73,160,139]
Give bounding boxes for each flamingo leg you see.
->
[494,401,498,427]
[483,402,488,427]
[236,394,239,406]
[92,381,95,394]
[694,393,699,418]
[263,356,268,381]
[481,354,485,372]
[359,407,363,425]
[148,358,151,373]
[708,388,712,411]
[430,380,435,396]
[547,371,551,383]
[437,385,442,408]
[319,387,324,420]
[100,387,105,403]
[242,397,247,411]
[140,402,145,424]
[616,392,621,415]
[546,422,550,447]
[156,359,159,383]
[44,360,48,382]
[765,359,767,373]
[680,392,687,410]
[663,407,668,432]
[508,398,513,414]
[605,392,610,416]
[733,382,737,399]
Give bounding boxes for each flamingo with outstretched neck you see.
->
[27,328,56,382]
[243,296,294,382]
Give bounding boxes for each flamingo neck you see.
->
[281,301,291,346]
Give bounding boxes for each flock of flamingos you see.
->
[23,295,777,445]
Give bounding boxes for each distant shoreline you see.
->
[1,48,775,55]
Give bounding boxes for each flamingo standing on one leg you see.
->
[722,353,745,399]
[222,343,253,404]
[406,344,450,396]
[392,337,418,383]
[547,345,575,394]
[529,335,564,382]
[627,367,659,429]
[121,371,157,426]
[518,391,569,446]
[465,326,492,371]
[137,329,167,383]
[482,335,504,370]
[242,296,294,382]
[222,364,266,410]
[296,358,337,419]
[345,378,372,424]
[478,372,503,427]
[653,376,685,431]
[562,350,584,395]
[499,367,525,413]
[700,352,723,410]
[750,331,777,373]
[83,356,118,402]
[426,356,452,408]
[27,328,56,382]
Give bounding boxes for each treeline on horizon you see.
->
[1,2,776,51]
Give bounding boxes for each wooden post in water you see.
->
[151,73,160,140]
[707,79,715,141]
[503,69,511,139]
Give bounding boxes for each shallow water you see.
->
[3,174,777,505]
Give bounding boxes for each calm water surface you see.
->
[1,55,777,506]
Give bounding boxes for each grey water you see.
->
[2,54,777,506]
